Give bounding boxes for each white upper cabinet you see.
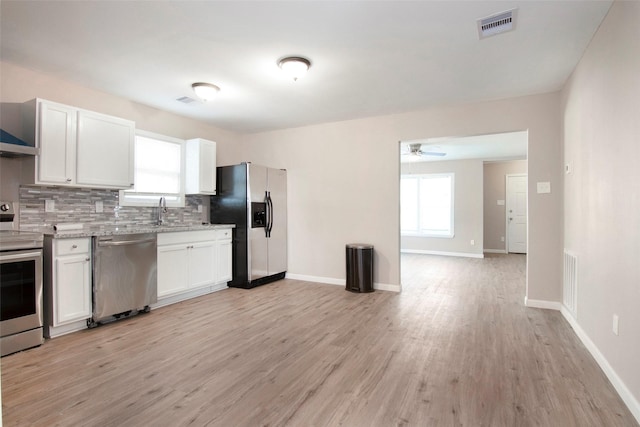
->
[34,101,77,184]
[23,98,135,189]
[185,138,216,194]
[76,109,135,188]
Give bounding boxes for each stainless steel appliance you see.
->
[211,163,287,288]
[90,233,157,326]
[0,201,44,356]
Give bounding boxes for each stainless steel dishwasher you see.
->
[90,233,157,326]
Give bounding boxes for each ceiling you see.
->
[400,131,528,163]
[0,1,612,134]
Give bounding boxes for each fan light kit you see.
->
[278,56,311,81]
[192,82,220,101]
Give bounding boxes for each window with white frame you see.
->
[119,130,186,207]
[401,173,454,237]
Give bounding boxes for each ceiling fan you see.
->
[401,143,446,158]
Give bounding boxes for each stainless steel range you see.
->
[0,200,44,356]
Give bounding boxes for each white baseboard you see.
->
[374,282,401,292]
[401,249,484,259]
[524,297,563,310]
[152,283,228,309]
[523,297,640,424]
[559,306,640,424]
[45,319,88,338]
[484,249,507,254]
[286,273,343,286]
[286,273,400,293]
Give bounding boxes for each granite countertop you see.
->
[23,223,235,239]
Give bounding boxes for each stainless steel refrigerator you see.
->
[210,163,287,289]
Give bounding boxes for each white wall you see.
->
[562,0,640,418]
[401,159,483,257]
[241,91,562,299]
[0,63,564,302]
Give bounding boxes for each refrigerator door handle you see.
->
[265,191,271,238]
[266,191,274,238]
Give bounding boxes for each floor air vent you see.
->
[563,250,578,317]
[477,9,517,39]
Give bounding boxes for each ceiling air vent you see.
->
[177,96,196,104]
[477,8,517,39]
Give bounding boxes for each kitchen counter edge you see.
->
[32,224,236,239]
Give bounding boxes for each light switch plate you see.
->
[537,182,551,194]
[497,200,505,206]
[95,201,104,213]
[565,163,572,174]
[45,199,55,212]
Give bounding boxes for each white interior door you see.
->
[506,174,527,254]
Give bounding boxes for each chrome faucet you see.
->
[157,196,167,225]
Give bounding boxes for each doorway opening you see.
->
[399,130,528,292]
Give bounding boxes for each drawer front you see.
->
[55,238,90,255]
[158,230,217,246]
[215,228,232,240]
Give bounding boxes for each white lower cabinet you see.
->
[157,243,190,297]
[44,237,92,338]
[156,228,233,307]
[188,242,216,288]
[216,230,233,284]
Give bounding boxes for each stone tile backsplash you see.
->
[19,186,207,229]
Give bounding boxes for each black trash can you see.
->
[345,243,374,293]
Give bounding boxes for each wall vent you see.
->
[477,9,518,39]
[176,96,196,104]
[563,250,578,318]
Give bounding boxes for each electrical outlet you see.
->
[95,201,104,213]
[470,240,475,246]
[197,204,203,213]
[612,314,619,336]
[501,236,505,242]
[45,199,55,212]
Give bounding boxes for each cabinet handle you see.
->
[85,257,91,262]
[66,178,72,182]
[72,244,78,249]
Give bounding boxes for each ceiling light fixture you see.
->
[191,82,220,101]
[278,56,311,81]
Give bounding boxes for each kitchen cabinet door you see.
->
[188,241,216,288]
[216,238,233,283]
[185,138,217,194]
[76,109,135,189]
[157,244,189,297]
[55,253,91,325]
[37,100,77,185]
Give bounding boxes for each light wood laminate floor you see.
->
[1,254,637,426]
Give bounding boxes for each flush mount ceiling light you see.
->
[191,82,220,101]
[278,56,311,81]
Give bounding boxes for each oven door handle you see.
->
[0,250,42,262]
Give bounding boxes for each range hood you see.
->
[0,129,38,157]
